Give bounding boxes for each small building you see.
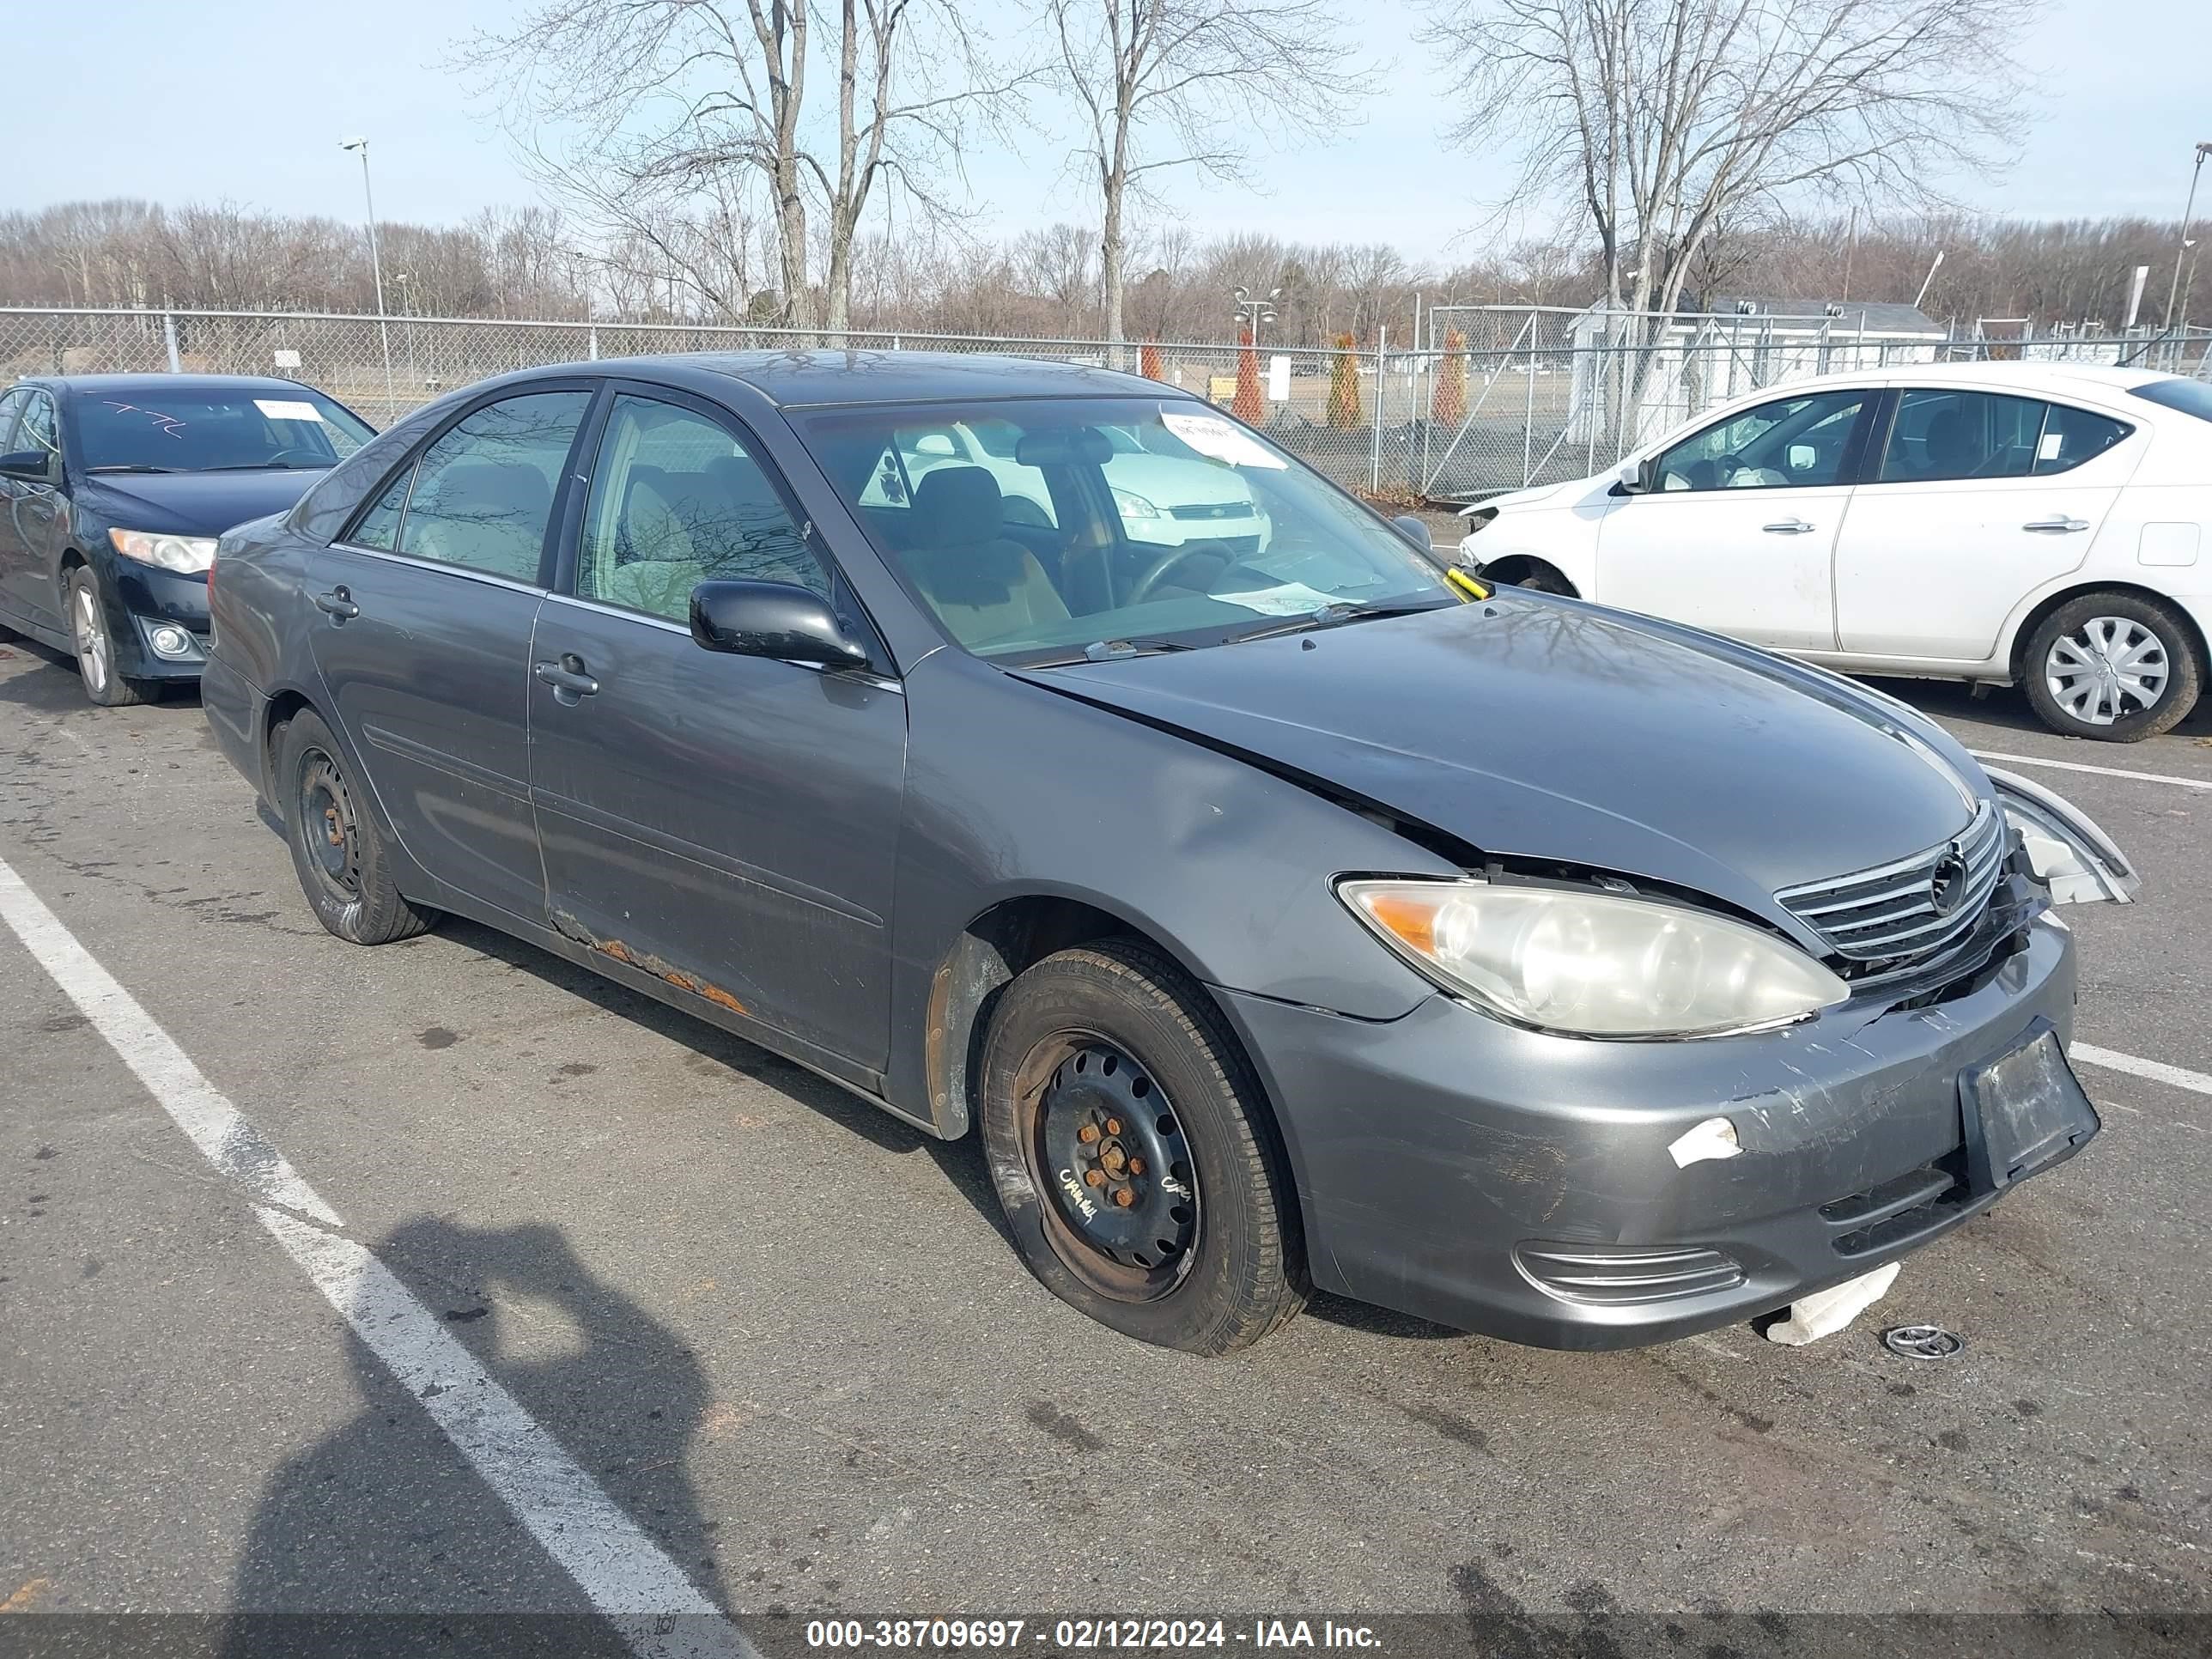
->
[1568,297,1947,447]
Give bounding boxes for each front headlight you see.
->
[1111,487,1160,520]
[1338,876,1850,1039]
[1989,770,2138,905]
[109,527,218,574]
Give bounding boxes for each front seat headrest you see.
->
[912,465,1005,548]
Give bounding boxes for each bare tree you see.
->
[457,0,1024,340]
[1042,0,1366,353]
[1424,0,2044,322]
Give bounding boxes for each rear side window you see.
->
[2130,377,2212,424]
[362,391,592,584]
[2034,402,2130,474]
[1879,388,2130,483]
[1878,390,2041,482]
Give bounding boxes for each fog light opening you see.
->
[145,623,197,660]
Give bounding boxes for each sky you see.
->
[3,0,2203,265]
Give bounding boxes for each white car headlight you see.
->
[1111,487,1160,520]
[109,527,218,574]
[1339,876,1850,1039]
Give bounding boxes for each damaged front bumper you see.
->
[1219,910,2085,1350]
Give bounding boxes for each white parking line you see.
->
[0,854,751,1659]
[1972,750,2212,792]
[2073,1042,2212,1098]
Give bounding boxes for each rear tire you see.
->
[2023,592,2200,743]
[66,568,161,707]
[978,939,1306,1355]
[275,708,439,945]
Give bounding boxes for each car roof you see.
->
[19,373,331,398]
[555,349,1194,409]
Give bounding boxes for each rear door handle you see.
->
[313,587,359,620]
[1762,517,1815,534]
[2023,517,2089,533]
[533,655,600,701]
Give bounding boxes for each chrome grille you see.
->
[1167,501,1252,521]
[1776,803,2007,967]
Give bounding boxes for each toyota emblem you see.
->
[1928,850,1969,916]
[1882,1324,1965,1360]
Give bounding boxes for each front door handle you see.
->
[533,654,600,702]
[313,586,359,620]
[1762,517,1815,534]
[2023,517,2089,534]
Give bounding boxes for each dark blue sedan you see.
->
[0,374,374,704]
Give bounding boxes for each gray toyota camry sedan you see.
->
[201,352,2137,1355]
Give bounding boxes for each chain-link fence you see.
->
[7,304,2209,504]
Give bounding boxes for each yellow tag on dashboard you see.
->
[1445,567,1491,601]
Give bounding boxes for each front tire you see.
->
[67,568,161,707]
[2023,592,2201,742]
[978,940,1306,1355]
[275,708,439,945]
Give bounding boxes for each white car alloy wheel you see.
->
[2043,615,2169,727]
[73,579,112,696]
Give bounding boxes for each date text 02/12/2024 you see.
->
[804,1620,1382,1650]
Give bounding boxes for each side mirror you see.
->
[1613,457,1650,495]
[690,580,872,671]
[0,449,53,482]
[1390,514,1433,551]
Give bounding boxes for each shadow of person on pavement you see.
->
[221,1216,725,1657]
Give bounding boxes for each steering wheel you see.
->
[263,447,321,467]
[1128,541,1233,604]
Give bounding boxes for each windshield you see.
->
[75,388,375,472]
[795,398,1456,660]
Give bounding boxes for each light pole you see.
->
[2163,142,2212,332]
[1232,284,1280,348]
[340,136,396,414]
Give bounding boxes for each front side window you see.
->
[73,387,372,474]
[17,392,59,462]
[1653,390,1870,491]
[795,398,1454,659]
[0,389,26,456]
[376,390,591,583]
[576,395,829,622]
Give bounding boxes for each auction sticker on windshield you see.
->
[1161,410,1286,469]
[254,399,325,422]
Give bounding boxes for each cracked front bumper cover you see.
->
[1218,913,2081,1350]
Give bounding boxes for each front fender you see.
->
[880,648,1456,1126]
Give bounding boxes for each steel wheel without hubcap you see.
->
[1023,1035,1200,1300]
[296,750,363,908]
[72,581,112,696]
[2044,616,2169,727]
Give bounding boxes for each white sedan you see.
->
[1456,363,2212,741]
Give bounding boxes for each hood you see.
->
[1464,480,1573,516]
[1012,595,1984,932]
[81,469,325,538]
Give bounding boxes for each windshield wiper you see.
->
[199,461,324,471]
[1223,598,1457,644]
[86,464,181,474]
[1019,636,1200,668]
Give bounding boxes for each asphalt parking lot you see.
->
[1,631,2208,1658]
